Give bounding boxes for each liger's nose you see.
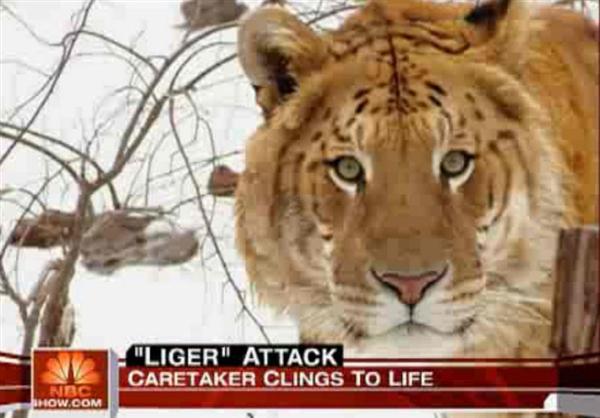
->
[373,265,448,305]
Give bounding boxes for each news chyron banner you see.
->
[0,345,599,415]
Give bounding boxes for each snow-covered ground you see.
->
[0,1,597,418]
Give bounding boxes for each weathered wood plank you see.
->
[551,225,599,357]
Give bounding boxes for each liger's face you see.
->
[236,1,547,349]
[277,56,515,341]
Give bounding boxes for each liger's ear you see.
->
[465,0,513,27]
[237,6,328,116]
[464,0,530,72]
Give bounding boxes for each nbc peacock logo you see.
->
[41,351,101,386]
[33,349,109,410]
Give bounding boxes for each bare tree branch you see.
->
[0,0,96,166]
[0,7,367,415]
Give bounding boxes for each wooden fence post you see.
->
[551,225,599,357]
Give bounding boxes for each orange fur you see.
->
[235,0,598,358]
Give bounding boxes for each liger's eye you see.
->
[329,156,364,183]
[440,150,473,178]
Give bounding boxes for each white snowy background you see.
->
[0,1,596,418]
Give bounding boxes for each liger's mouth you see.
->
[363,316,475,339]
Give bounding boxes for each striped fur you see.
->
[235,0,598,358]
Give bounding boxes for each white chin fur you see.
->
[346,326,462,358]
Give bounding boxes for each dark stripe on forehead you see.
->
[332,125,351,144]
[425,81,448,97]
[353,88,372,100]
[331,15,472,60]
[429,95,443,108]
[355,99,369,114]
